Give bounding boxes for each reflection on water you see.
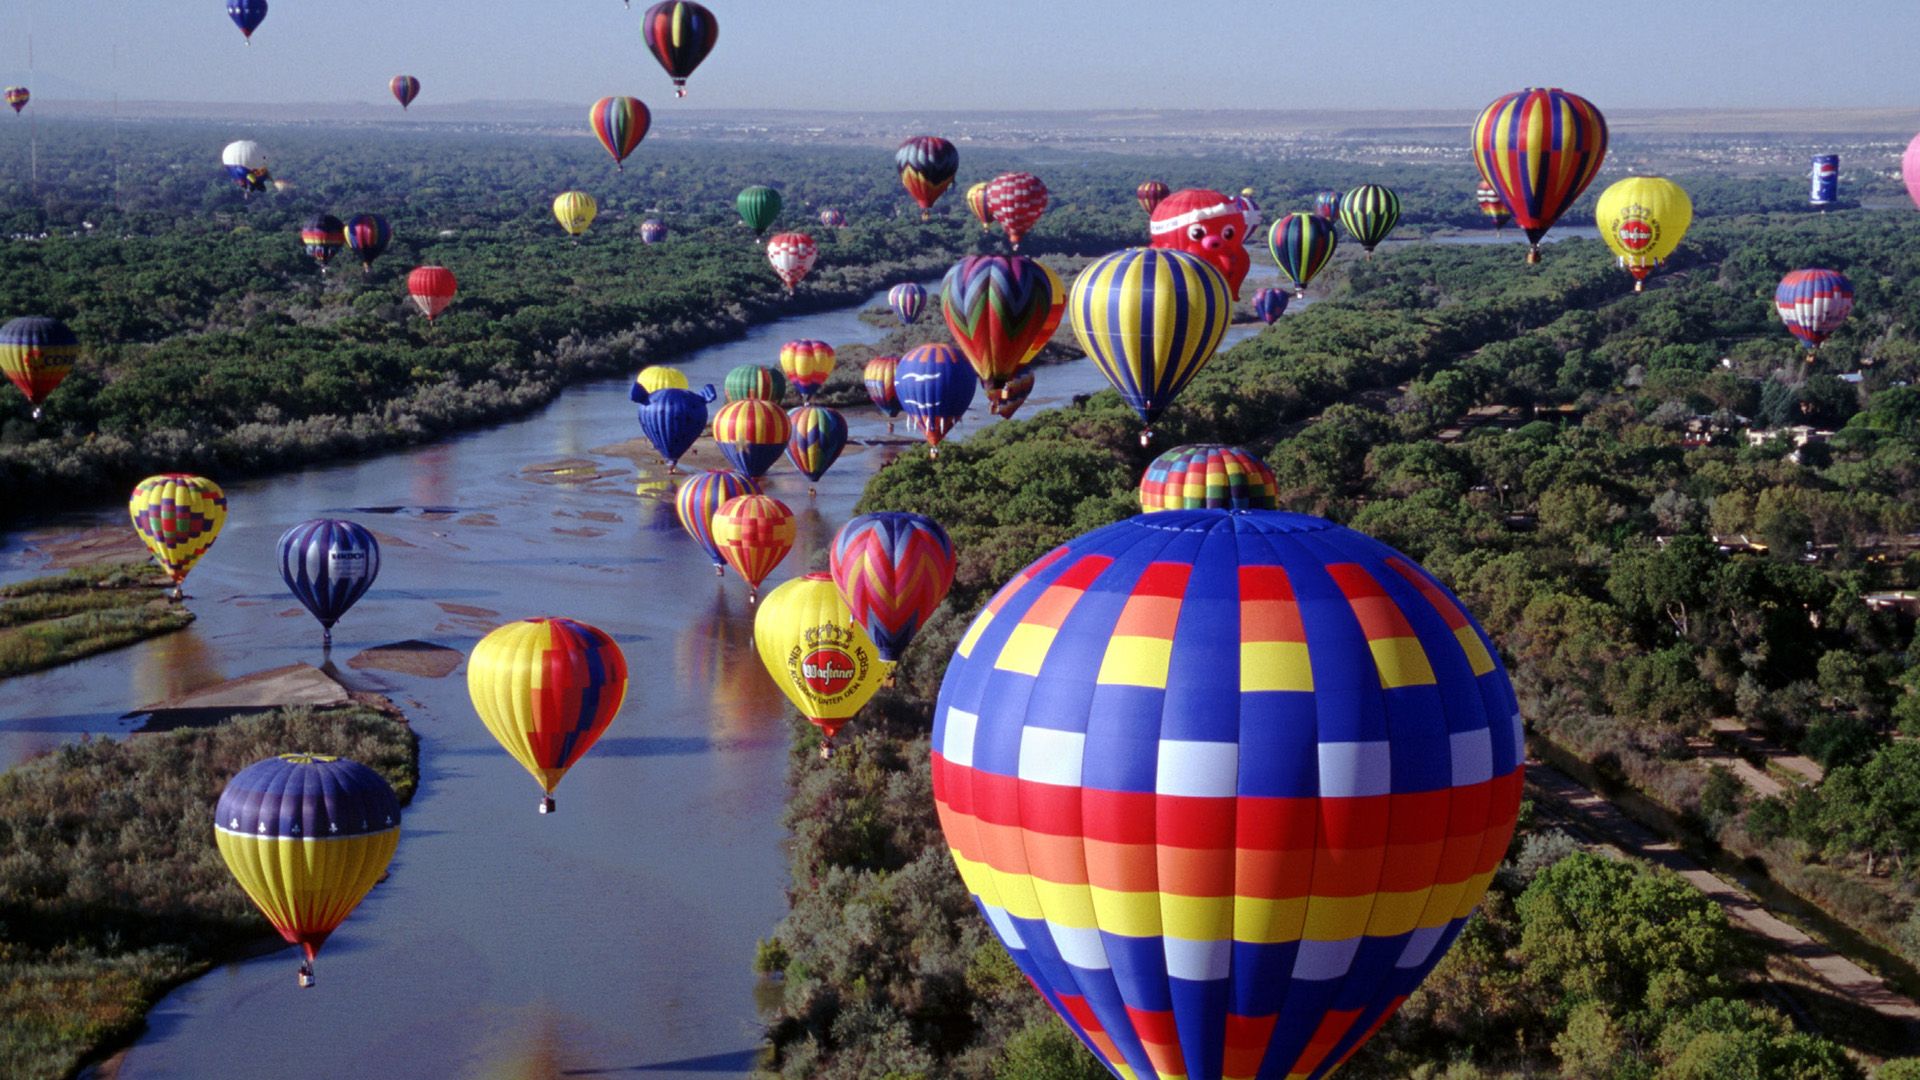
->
[129,625,225,706]
[411,444,457,510]
[676,587,786,744]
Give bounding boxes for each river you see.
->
[0,269,1316,1079]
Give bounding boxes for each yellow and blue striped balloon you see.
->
[1472,87,1608,262]
[1269,212,1338,296]
[215,753,401,986]
[1067,247,1230,443]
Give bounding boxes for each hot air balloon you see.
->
[637,365,689,394]
[1136,180,1171,214]
[754,572,886,754]
[724,363,787,403]
[712,494,795,601]
[864,356,901,432]
[129,474,226,598]
[896,135,959,218]
[1904,134,1920,211]
[897,343,976,457]
[1475,181,1510,230]
[222,140,269,193]
[966,181,993,232]
[589,96,651,171]
[1139,444,1278,512]
[767,232,817,294]
[1595,177,1691,292]
[554,191,598,238]
[1473,87,1609,263]
[390,75,420,110]
[941,255,1063,398]
[829,511,955,663]
[985,172,1048,249]
[931,509,1524,1080]
[786,405,848,492]
[1311,189,1342,222]
[300,214,346,271]
[631,382,716,473]
[5,87,27,114]
[227,0,267,42]
[1339,184,1401,256]
[1810,154,1839,209]
[0,316,78,419]
[779,339,835,401]
[468,617,628,814]
[989,370,1035,420]
[1775,269,1854,361]
[1069,248,1231,445]
[640,219,669,244]
[819,208,847,229]
[1269,212,1337,297]
[407,266,457,322]
[1251,287,1289,325]
[640,1,719,97]
[712,397,790,478]
[675,469,758,574]
[1233,191,1263,230]
[215,754,399,988]
[344,213,391,273]
[277,519,381,648]
[1149,189,1251,299]
[737,185,782,238]
[888,283,927,326]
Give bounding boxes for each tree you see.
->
[993,1021,1111,1080]
[1656,998,1861,1080]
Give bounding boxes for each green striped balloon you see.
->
[1339,184,1401,254]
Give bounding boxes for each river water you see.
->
[0,269,1320,1079]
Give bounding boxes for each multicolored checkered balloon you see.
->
[1139,444,1278,513]
[931,510,1523,1080]
[128,473,227,595]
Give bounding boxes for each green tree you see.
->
[993,1021,1111,1080]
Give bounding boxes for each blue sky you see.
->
[6,1,1920,112]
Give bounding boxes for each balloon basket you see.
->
[819,743,834,761]
[539,796,555,815]
[714,565,725,577]
[297,964,314,988]
[1526,247,1541,265]
[29,407,41,420]
[1139,430,1153,448]
[1633,280,1644,293]
[321,628,333,649]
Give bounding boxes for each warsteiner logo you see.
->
[801,648,856,695]
[1614,204,1659,252]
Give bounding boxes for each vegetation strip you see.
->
[0,561,191,678]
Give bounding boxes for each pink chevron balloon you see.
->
[828,512,956,662]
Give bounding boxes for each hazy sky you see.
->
[6,1,1920,112]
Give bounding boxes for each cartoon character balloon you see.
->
[1148,188,1251,299]
[468,617,628,814]
[215,754,398,988]
[632,382,717,472]
[277,519,381,648]
[930,509,1524,1080]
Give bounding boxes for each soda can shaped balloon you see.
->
[215,753,400,986]
[467,617,628,813]
[1810,153,1839,207]
[1138,444,1279,512]
[930,509,1524,1080]
[277,519,381,648]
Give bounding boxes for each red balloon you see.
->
[407,266,458,322]
[1149,189,1251,300]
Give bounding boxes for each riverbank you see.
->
[0,562,191,678]
[0,704,417,1080]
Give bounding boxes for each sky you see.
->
[7,1,1920,113]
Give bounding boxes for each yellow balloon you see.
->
[467,617,628,813]
[637,365,689,393]
[753,573,888,750]
[128,473,226,596]
[553,190,598,237]
[1595,177,1691,291]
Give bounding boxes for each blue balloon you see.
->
[1251,286,1290,325]
[896,343,976,456]
[277,519,380,648]
[631,383,716,471]
[227,0,268,39]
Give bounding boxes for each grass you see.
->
[0,705,418,1080]
[0,561,192,678]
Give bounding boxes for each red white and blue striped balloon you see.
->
[932,509,1523,1080]
[1774,268,1854,352]
[277,519,381,648]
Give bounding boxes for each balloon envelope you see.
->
[589,96,651,169]
[640,1,719,96]
[712,398,790,477]
[554,191,599,237]
[1904,134,1920,210]
[941,255,1063,394]
[1472,87,1608,258]
[1268,212,1337,295]
[931,509,1524,1080]
[467,618,628,803]
[829,512,955,663]
[1139,444,1279,512]
[344,214,391,270]
[129,474,226,587]
[1595,177,1691,289]
[277,519,381,645]
[864,356,901,419]
[0,315,78,417]
[1339,184,1401,253]
[1251,287,1289,325]
[888,283,927,325]
[986,172,1049,249]
[675,470,758,571]
[637,365,689,394]
[724,363,787,404]
[896,135,960,212]
[215,753,399,979]
[753,573,886,741]
[633,384,715,468]
[737,186,782,236]
[779,339,835,401]
[897,343,976,452]
[407,266,458,321]
[713,494,796,595]
[786,405,848,484]
[767,232,818,293]
[1068,248,1231,435]
[1775,269,1854,352]
[390,75,420,109]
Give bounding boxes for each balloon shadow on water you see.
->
[561,1048,763,1074]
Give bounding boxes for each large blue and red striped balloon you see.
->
[344,213,391,272]
[1774,268,1854,355]
[931,509,1524,1080]
[1472,87,1608,262]
[277,519,381,648]
[829,511,956,662]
